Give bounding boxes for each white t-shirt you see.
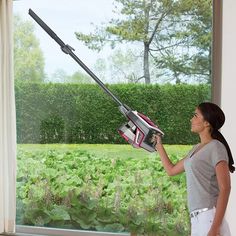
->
[184,139,229,212]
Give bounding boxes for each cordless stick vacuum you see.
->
[28,9,164,152]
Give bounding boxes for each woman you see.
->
[153,102,234,236]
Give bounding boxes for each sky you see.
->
[13,0,116,79]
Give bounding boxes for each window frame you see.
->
[212,0,222,105]
[15,1,221,235]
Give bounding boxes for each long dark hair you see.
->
[198,102,235,173]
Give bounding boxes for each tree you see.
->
[76,0,188,84]
[92,58,108,83]
[48,69,69,83]
[93,48,157,84]
[152,0,212,83]
[109,48,142,83]
[67,71,94,84]
[75,0,212,84]
[14,15,45,82]
[48,69,93,84]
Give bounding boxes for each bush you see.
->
[15,81,210,144]
[16,147,190,235]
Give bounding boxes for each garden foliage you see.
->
[15,82,210,144]
[17,147,191,235]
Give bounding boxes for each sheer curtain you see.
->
[0,0,16,233]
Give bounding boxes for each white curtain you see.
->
[0,0,16,233]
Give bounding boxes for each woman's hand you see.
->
[151,133,162,150]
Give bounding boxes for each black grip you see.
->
[28,8,66,48]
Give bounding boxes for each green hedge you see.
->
[15,82,210,144]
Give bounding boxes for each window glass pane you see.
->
[14,0,212,235]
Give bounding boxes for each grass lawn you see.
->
[17,143,193,159]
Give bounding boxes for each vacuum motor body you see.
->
[118,109,164,152]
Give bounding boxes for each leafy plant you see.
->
[16,145,191,235]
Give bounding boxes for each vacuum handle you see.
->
[29,9,65,48]
[28,9,127,110]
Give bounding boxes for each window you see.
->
[14,0,214,235]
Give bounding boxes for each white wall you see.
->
[221,0,236,234]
